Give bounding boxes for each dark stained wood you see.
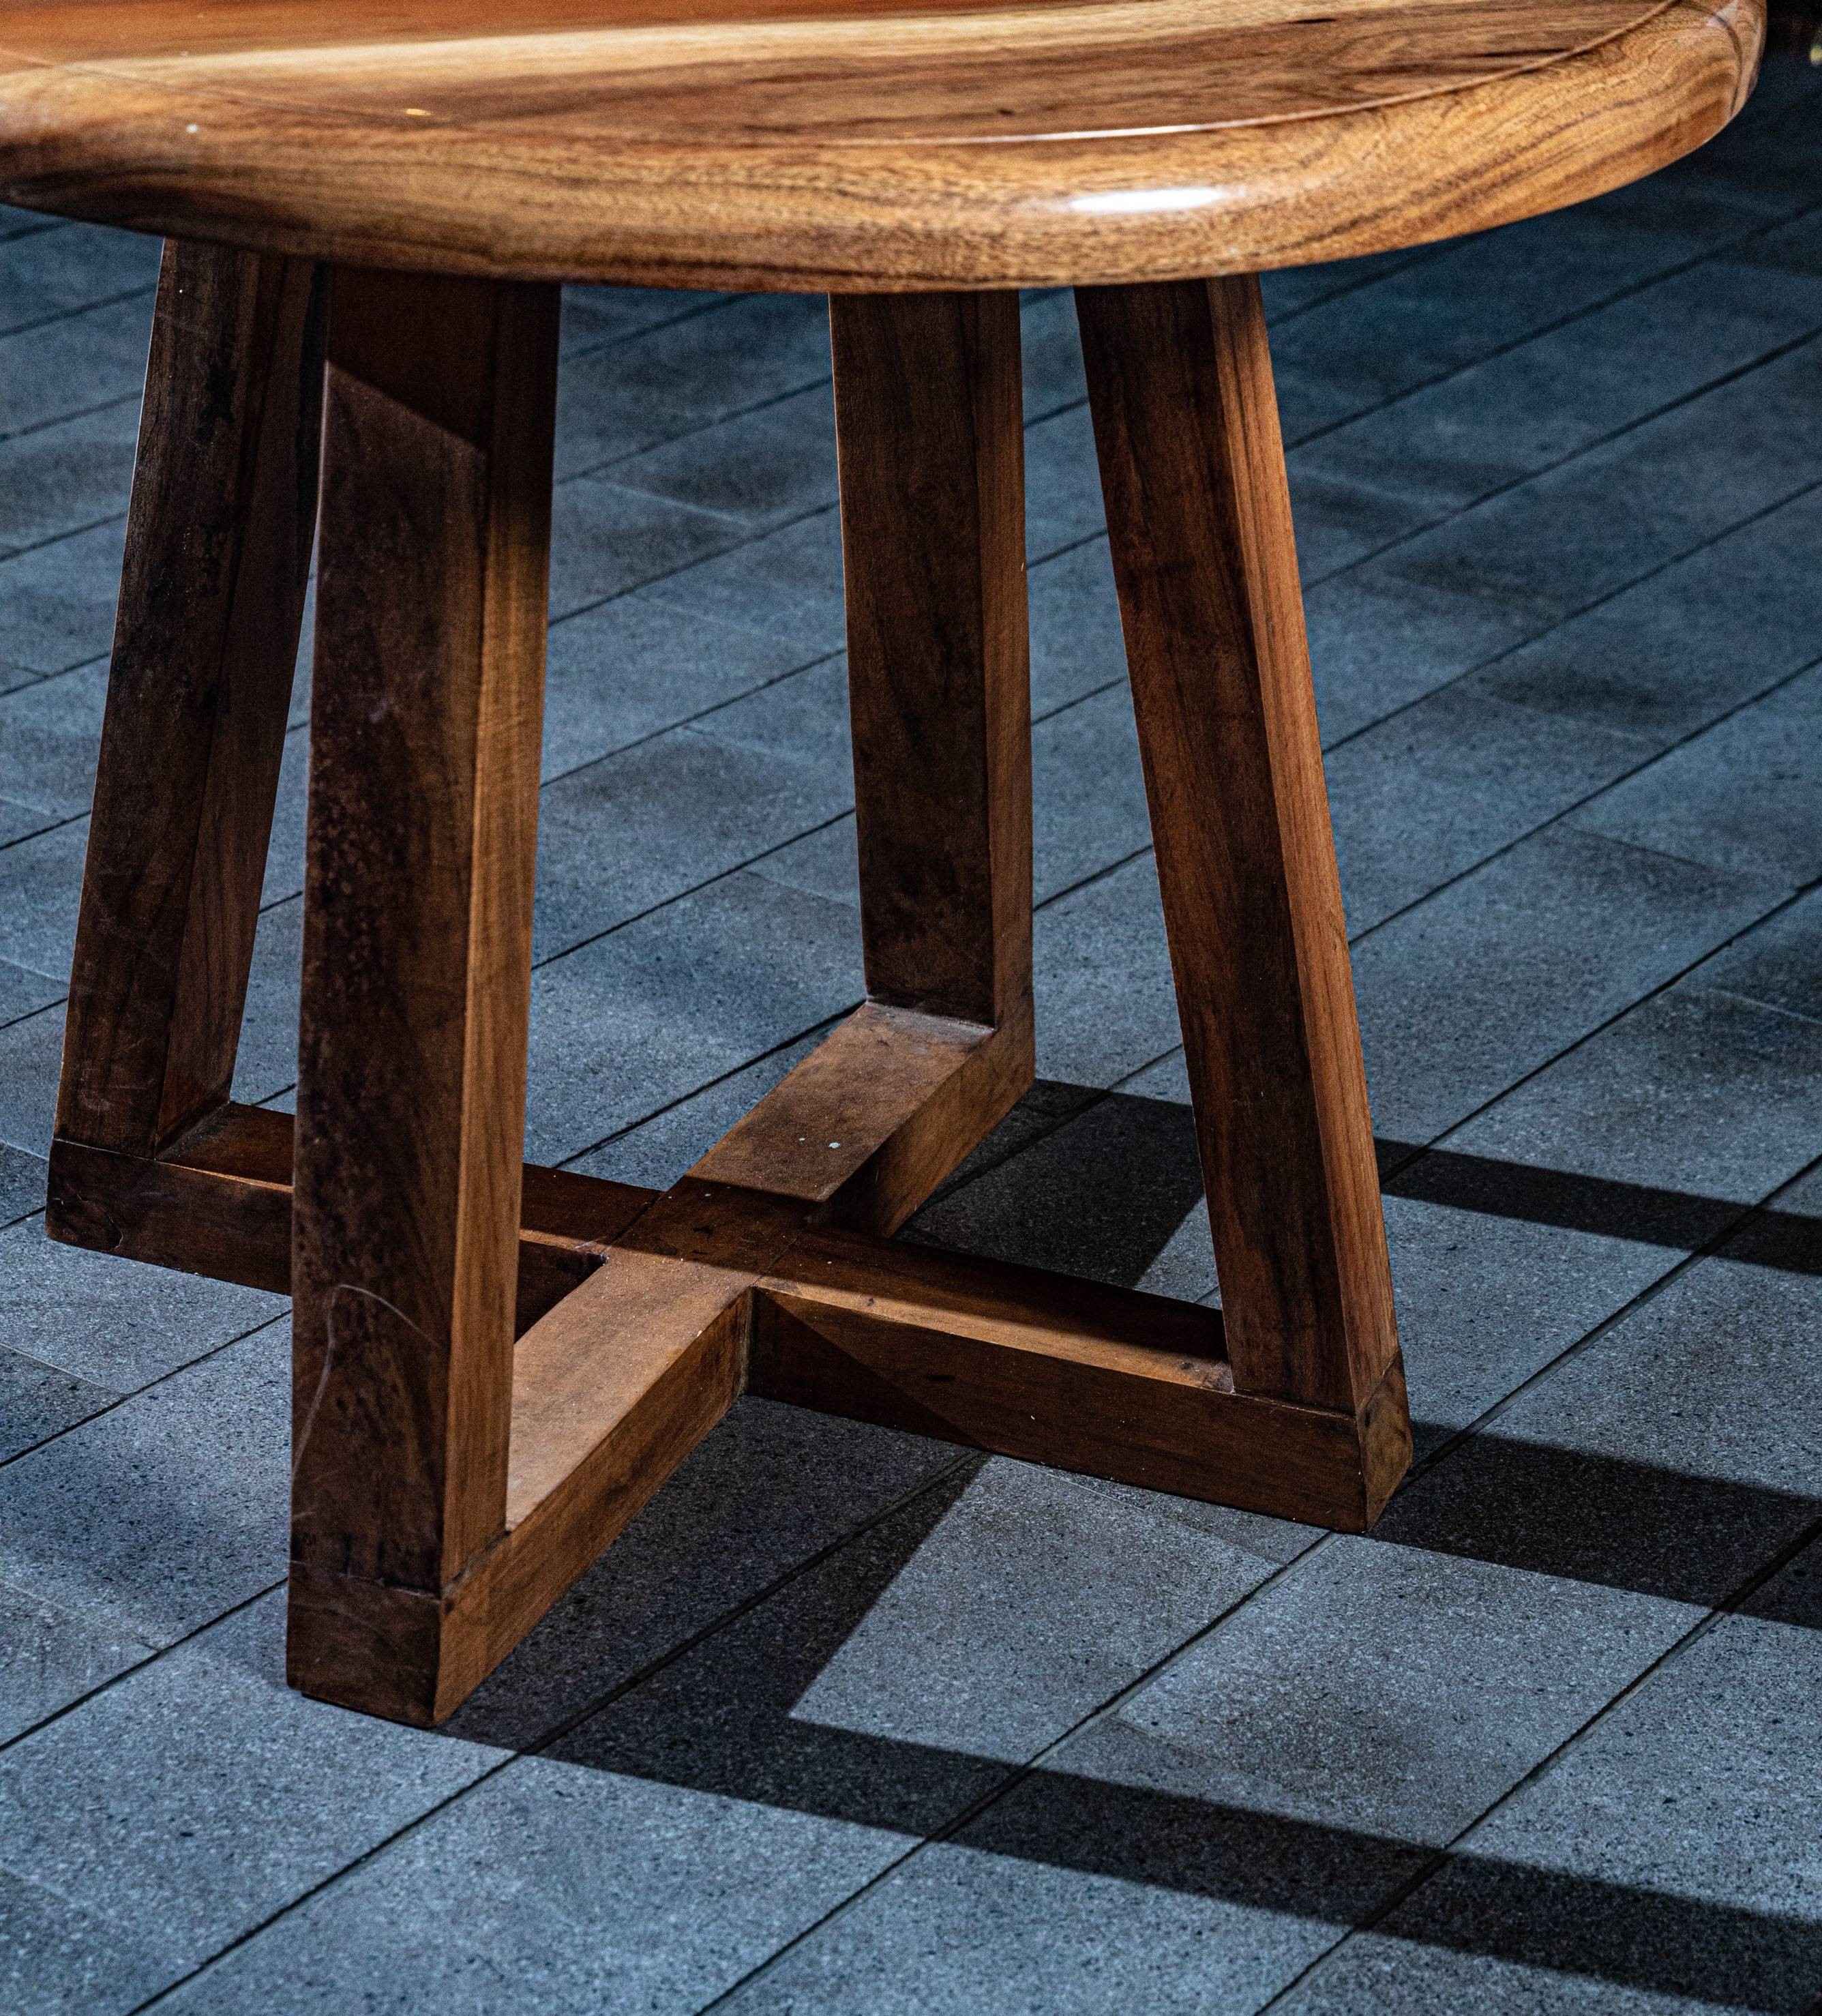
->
[696,1003,1027,1237]
[286,265,560,1716]
[477,1293,747,1687]
[50,238,320,1170]
[44,1104,653,1333]
[831,290,1033,1050]
[1077,274,1401,1417]
[0,0,1763,290]
[753,1228,1409,1531]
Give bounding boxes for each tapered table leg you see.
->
[1078,276,1404,1438]
[824,290,1035,1229]
[50,240,320,1184]
[286,266,560,1725]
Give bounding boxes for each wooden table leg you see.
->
[1077,277,1406,1449]
[286,266,560,1725]
[48,240,320,1190]
[826,290,1035,1229]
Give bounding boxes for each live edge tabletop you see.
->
[0,0,1763,292]
[0,0,1763,1726]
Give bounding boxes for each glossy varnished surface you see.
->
[0,0,1764,289]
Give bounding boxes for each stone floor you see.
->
[3,55,1822,2016]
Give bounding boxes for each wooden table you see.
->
[1,0,1763,1725]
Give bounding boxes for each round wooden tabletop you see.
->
[0,0,1764,291]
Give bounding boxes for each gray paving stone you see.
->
[1446,977,1822,1221]
[1379,975,1822,1442]
[258,724,308,906]
[0,660,106,813]
[640,516,1127,726]
[524,868,863,1163]
[1032,683,1150,902]
[1754,1521,1822,1631]
[727,1540,1695,2014]
[1270,201,1745,442]
[1028,534,1126,716]
[0,1579,148,1749]
[1020,289,1086,419]
[530,674,852,962]
[1734,201,1822,279]
[0,297,149,441]
[1571,662,1822,883]
[0,1215,282,1390]
[0,1862,170,2016]
[0,1142,46,1227]
[0,1343,113,1463]
[0,1593,494,2009]
[1383,1186,1677,1455]
[1389,336,1822,621]
[567,1029,822,1187]
[1352,825,1787,1143]
[0,1320,290,1646]
[0,224,159,339]
[228,900,305,1108]
[1284,454,1425,583]
[1262,245,1436,325]
[553,292,832,479]
[1699,885,1822,1024]
[1473,480,1822,739]
[0,396,139,551]
[746,814,861,908]
[158,1749,902,2016]
[923,1076,1103,1208]
[1301,258,1822,537]
[1030,854,1179,1091]
[0,203,57,241]
[681,647,850,769]
[0,1001,59,1154]
[1306,559,1559,744]
[0,955,60,1028]
[921,1041,1691,1451]
[611,379,837,529]
[1375,1209,1822,1615]
[451,1396,966,1751]
[547,473,749,619]
[0,518,125,672]
[910,1067,1213,1303]
[636,504,847,652]
[558,282,720,355]
[1023,402,1103,560]
[541,592,821,780]
[1281,1584,1822,2012]
[558,1455,1311,1801]
[1326,683,1655,932]
[0,814,85,979]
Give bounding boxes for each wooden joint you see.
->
[48,986,1405,1722]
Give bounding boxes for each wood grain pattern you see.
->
[1079,274,1399,1415]
[832,290,1032,1042]
[0,0,1762,290]
[45,1103,653,1333]
[691,1002,1029,1236]
[287,265,558,1713]
[752,1228,1410,1530]
[50,238,320,1168]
